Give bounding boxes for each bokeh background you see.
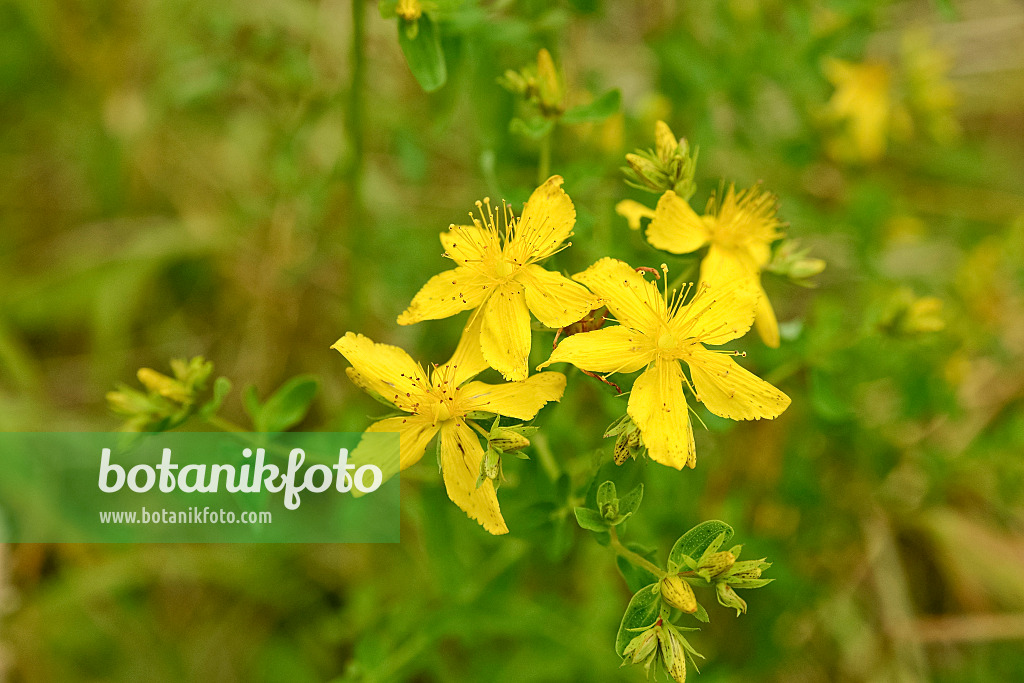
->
[2,0,1024,680]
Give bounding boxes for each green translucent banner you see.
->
[0,432,399,543]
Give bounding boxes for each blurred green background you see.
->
[2,0,1024,680]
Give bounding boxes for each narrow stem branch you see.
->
[205,415,248,433]
[538,131,552,183]
[609,526,666,579]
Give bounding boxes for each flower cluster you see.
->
[336,163,797,532]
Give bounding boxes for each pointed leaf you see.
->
[668,521,734,570]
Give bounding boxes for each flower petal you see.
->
[627,360,696,469]
[432,309,490,388]
[573,257,666,333]
[397,267,490,325]
[686,346,790,420]
[509,175,576,264]
[440,224,500,267]
[480,283,532,381]
[753,280,780,348]
[615,199,656,231]
[519,264,602,329]
[364,415,439,471]
[670,246,758,346]
[647,190,711,254]
[332,333,430,412]
[460,371,566,419]
[540,326,651,374]
[439,419,509,535]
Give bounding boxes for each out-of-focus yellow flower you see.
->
[902,32,960,144]
[821,58,898,163]
[540,258,790,469]
[647,184,785,347]
[397,175,601,381]
[395,0,423,21]
[334,316,566,535]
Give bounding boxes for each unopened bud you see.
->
[536,48,563,113]
[490,428,530,453]
[655,120,679,163]
[626,153,661,187]
[789,257,826,280]
[715,582,747,616]
[660,576,698,613]
[622,627,660,665]
[660,628,687,683]
[137,368,190,403]
[699,551,736,578]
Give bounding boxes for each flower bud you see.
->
[715,581,747,616]
[625,153,663,190]
[661,628,687,683]
[137,368,191,403]
[535,49,563,114]
[655,120,680,164]
[698,551,736,578]
[660,576,698,613]
[489,428,530,453]
[789,257,827,280]
[622,627,660,666]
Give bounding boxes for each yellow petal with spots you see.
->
[439,419,509,535]
[364,415,439,471]
[519,264,601,329]
[648,190,710,254]
[540,326,650,374]
[686,346,790,420]
[510,175,576,264]
[480,282,532,381]
[332,333,429,412]
[397,267,491,325]
[573,257,666,334]
[460,371,565,420]
[627,359,696,469]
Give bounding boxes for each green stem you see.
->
[538,130,552,183]
[205,415,248,433]
[609,526,666,579]
[348,0,366,213]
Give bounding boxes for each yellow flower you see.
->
[333,314,566,534]
[821,59,897,163]
[397,175,602,381]
[647,184,785,347]
[539,258,790,469]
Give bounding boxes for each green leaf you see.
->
[596,480,617,509]
[614,583,661,656]
[242,385,262,427]
[616,542,659,593]
[198,376,232,419]
[692,602,710,623]
[573,507,608,533]
[378,0,399,19]
[618,483,644,517]
[509,116,555,140]
[668,521,734,570]
[258,375,319,432]
[561,88,621,124]
[397,15,447,92]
